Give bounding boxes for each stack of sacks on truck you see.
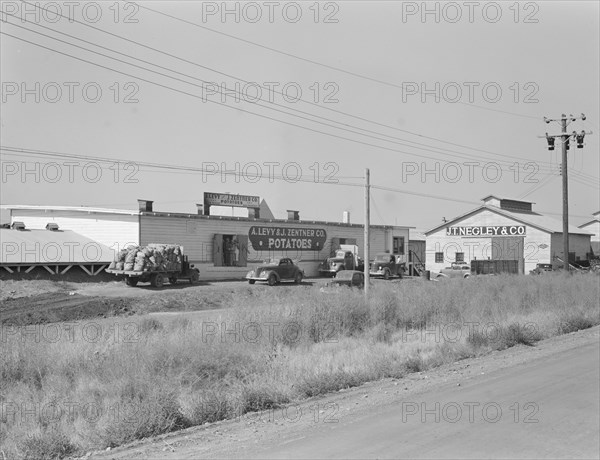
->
[108,244,182,271]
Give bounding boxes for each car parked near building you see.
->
[327,270,365,288]
[246,258,304,286]
[320,270,365,293]
[437,262,471,279]
[369,253,405,280]
[529,263,554,275]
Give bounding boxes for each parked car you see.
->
[369,253,405,280]
[246,258,304,286]
[327,270,365,288]
[529,263,554,275]
[437,262,471,279]
[320,270,365,293]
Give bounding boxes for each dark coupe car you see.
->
[323,270,365,290]
[246,258,304,286]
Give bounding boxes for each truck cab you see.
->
[369,253,405,280]
[318,244,363,277]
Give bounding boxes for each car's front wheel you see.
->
[267,274,277,286]
[383,269,390,280]
[248,279,256,284]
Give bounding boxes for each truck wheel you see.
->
[248,279,256,284]
[151,273,164,288]
[125,277,138,287]
[169,277,177,285]
[294,272,303,284]
[383,269,390,280]
[267,274,277,286]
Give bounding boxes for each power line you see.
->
[571,169,600,186]
[0,146,364,186]
[4,26,561,177]
[0,152,365,179]
[3,145,594,219]
[9,3,563,172]
[11,7,599,183]
[571,175,600,190]
[8,20,590,182]
[371,185,478,206]
[141,3,541,121]
[517,172,558,199]
[3,29,452,168]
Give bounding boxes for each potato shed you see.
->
[425,195,594,275]
[578,211,600,255]
[3,199,412,279]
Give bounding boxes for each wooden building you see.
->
[425,196,593,275]
[4,197,411,280]
[578,211,600,256]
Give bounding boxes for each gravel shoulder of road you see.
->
[87,325,600,460]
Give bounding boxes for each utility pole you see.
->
[541,114,591,271]
[560,115,569,272]
[364,168,370,296]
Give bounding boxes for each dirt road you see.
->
[0,292,134,325]
[91,326,600,460]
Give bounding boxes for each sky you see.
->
[1,0,599,233]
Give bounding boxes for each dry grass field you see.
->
[1,274,599,459]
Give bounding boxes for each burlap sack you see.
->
[117,249,128,263]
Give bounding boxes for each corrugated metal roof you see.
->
[1,228,114,264]
[579,217,600,229]
[1,204,139,215]
[410,231,426,241]
[487,205,593,234]
[425,205,594,236]
[2,204,412,230]
[140,211,413,230]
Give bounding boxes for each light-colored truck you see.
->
[318,244,364,277]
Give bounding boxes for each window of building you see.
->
[435,252,444,263]
[455,252,465,263]
[393,237,405,255]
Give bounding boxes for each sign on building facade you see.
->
[204,192,260,208]
[446,225,526,237]
[249,226,327,250]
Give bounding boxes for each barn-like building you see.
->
[425,196,593,275]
